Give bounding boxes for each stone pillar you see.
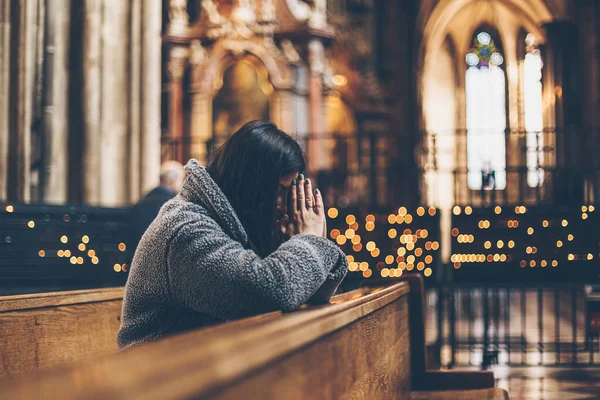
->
[44,0,70,204]
[543,22,581,131]
[503,35,523,204]
[167,0,189,35]
[579,2,600,128]
[0,0,10,201]
[100,0,130,206]
[140,0,162,195]
[82,0,102,205]
[307,39,327,173]
[164,0,189,164]
[294,91,309,137]
[167,47,188,163]
[187,40,210,165]
[543,21,583,204]
[270,89,295,134]
[375,0,420,207]
[129,0,142,202]
[577,1,600,202]
[189,92,212,165]
[7,0,39,202]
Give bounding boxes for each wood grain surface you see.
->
[0,283,411,399]
[0,287,124,312]
[0,279,508,399]
[0,288,123,377]
[211,295,412,400]
[411,388,509,400]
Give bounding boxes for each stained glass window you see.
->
[465,31,507,190]
[524,33,544,187]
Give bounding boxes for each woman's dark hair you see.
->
[207,120,305,257]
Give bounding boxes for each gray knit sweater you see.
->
[117,159,348,349]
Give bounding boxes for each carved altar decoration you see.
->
[212,57,271,146]
[163,0,335,166]
[168,0,190,34]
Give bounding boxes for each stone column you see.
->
[543,22,581,132]
[140,0,162,196]
[189,92,212,165]
[82,0,102,205]
[167,47,188,163]
[376,0,420,207]
[503,35,522,204]
[0,0,10,201]
[164,0,189,163]
[44,0,70,204]
[270,89,295,134]
[294,91,309,137]
[579,2,600,129]
[167,0,189,35]
[577,1,600,202]
[187,40,211,165]
[129,0,142,202]
[7,0,39,202]
[100,0,130,206]
[307,39,327,172]
[543,21,583,204]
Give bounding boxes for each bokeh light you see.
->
[328,208,339,219]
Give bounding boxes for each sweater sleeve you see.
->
[301,235,348,305]
[166,218,348,321]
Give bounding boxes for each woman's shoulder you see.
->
[156,195,221,236]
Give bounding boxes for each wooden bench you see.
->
[0,275,507,399]
[0,287,123,377]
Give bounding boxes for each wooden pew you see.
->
[0,276,507,399]
[0,287,123,377]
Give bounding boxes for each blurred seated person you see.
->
[127,161,185,261]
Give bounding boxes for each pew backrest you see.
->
[0,287,123,377]
[0,278,506,399]
[0,283,413,399]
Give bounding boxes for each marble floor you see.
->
[492,366,600,399]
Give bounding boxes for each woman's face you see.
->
[276,172,299,220]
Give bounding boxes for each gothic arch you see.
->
[421,0,554,59]
[187,38,298,163]
[418,0,560,207]
[191,39,295,97]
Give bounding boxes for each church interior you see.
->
[2,0,600,398]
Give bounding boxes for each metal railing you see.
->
[418,127,600,207]
[161,131,410,208]
[163,127,600,209]
[432,204,600,368]
[428,284,599,368]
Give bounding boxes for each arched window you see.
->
[465,31,506,190]
[523,33,544,187]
